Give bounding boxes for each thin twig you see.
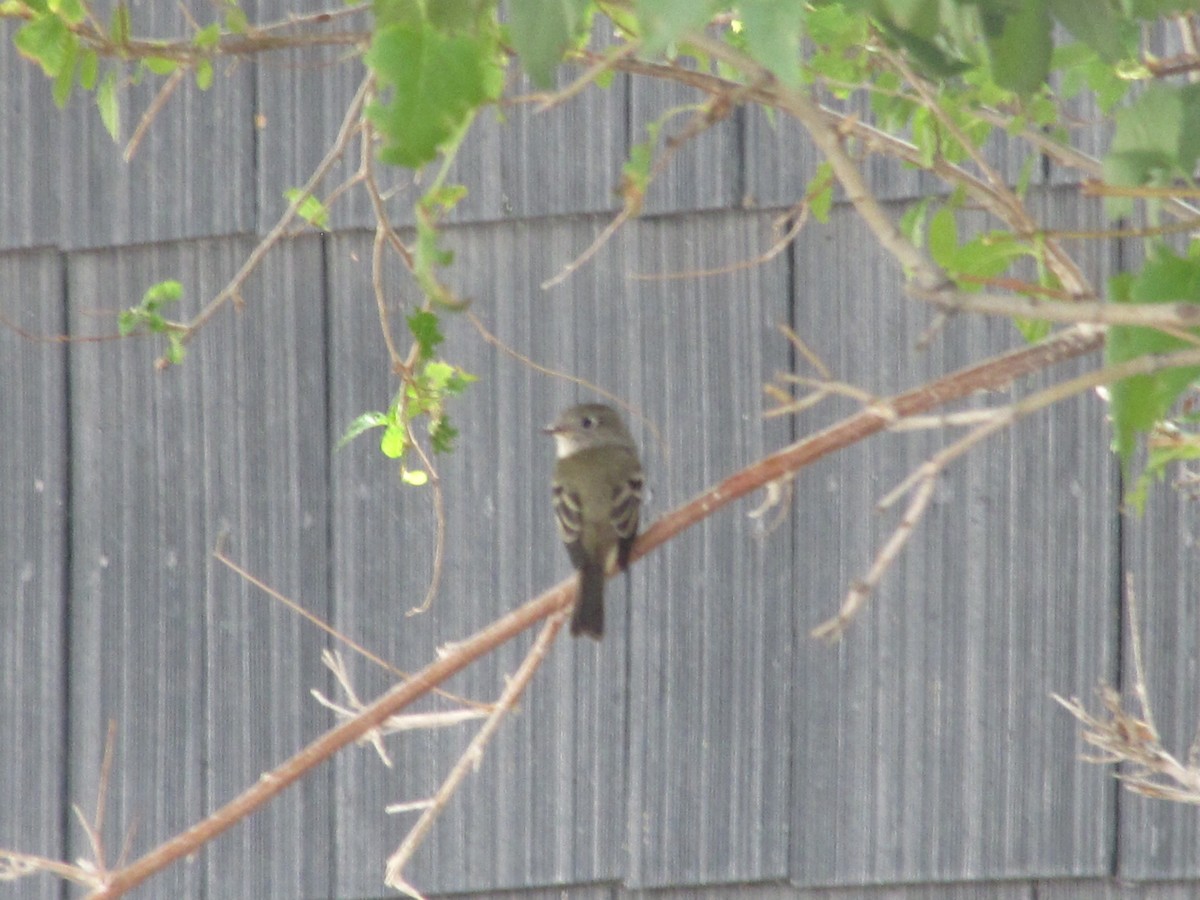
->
[631,199,810,281]
[402,435,446,616]
[542,89,744,290]
[124,67,185,162]
[465,310,667,457]
[171,72,371,359]
[913,285,1200,330]
[0,326,1090,899]
[213,540,486,710]
[509,42,639,113]
[814,344,1200,638]
[383,615,565,897]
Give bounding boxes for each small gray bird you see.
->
[543,403,643,639]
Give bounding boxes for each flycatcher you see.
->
[543,403,643,639]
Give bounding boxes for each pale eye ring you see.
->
[581,415,596,429]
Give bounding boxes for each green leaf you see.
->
[338,411,389,447]
[365,20,504,169]
[899,196,934,248]
[623,133,654,198]
[407,309,444,359]
[143,280,183,309]
[78,48,98,89]
[143,56,178,75]
[950,230,1029,284]
[225,5,248,34]
[1013,317,1052,343]
[97,69,120,141]
[1128,0,1200,16]
[429,417,459,454]
[422,360,476,394]
[1048,0,1135,62]
[284,188,330,229]
[117,309,139,336]
[805,161,834,223]
[806,2,869,49]
[373,0,424,29]
[400,466,429,485]
[1107,246,1200,467]
[381,421,408,458]
[736,0,806,86]
[426,0,494,33]
[195,58,213,90]
[426,183,468,210]
[193,22,221,50]
[1125,432,1200,514]
[927,206,958,267]
[14,12,73,77]
[51,33,77,106]
[423,359,455,390]
[635,0,723,57]
[509,0,589,87]
[983,0,1052,95]
[49,0,85,24]
[1104,83,1200,191]
[868,13,973,79]
[164,336,187,365]
[109,2,130,45]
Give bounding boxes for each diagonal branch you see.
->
[40,325,1098,899]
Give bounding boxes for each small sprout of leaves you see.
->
[193,22,221,50]
[429,417,459,454]
[338,411,389,448]
[381,420,408,459]
[195,59,214,90]
[143,57,178,75]
[401,467,429,486]
[118,280,186,363]
[407,310,444,359]
[284,188,330,230]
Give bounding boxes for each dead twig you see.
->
[1055,576,1200,803]
[170,72,371,360]
[3,325,1103,899]
[213,539,487,711]
[384,614,566,897]
[815,345,1200,639]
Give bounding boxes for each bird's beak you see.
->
[541,423,560,436]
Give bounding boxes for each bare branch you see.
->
[815,345,1200,638]
[214,541,486,710]
[913,285,1200,330]
[123,68,185,162]
[384,615,566,896]
[170,72,371,359]
[0,325,1095,898]
[543,88,745,289]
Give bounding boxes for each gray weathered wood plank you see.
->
[631,72,743,215]
[622,211,793,887]
[621,881,1033,898]
[327,216,639,894]
[55,4,255,248]
[0,26,68,250]
[1117,482,1200,878]
[788,195,1118,885]
[254,2,625,231]
[66,236,332,898]
[0,249,69,900]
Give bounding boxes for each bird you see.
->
[543,403,643,639]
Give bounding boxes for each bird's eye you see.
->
[581,416,595,429]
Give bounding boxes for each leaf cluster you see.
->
[10,0,1200,502]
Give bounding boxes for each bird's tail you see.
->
[570,561,605,639]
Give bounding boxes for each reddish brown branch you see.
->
[83,325,1101,898]
[634,326,1102,566]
